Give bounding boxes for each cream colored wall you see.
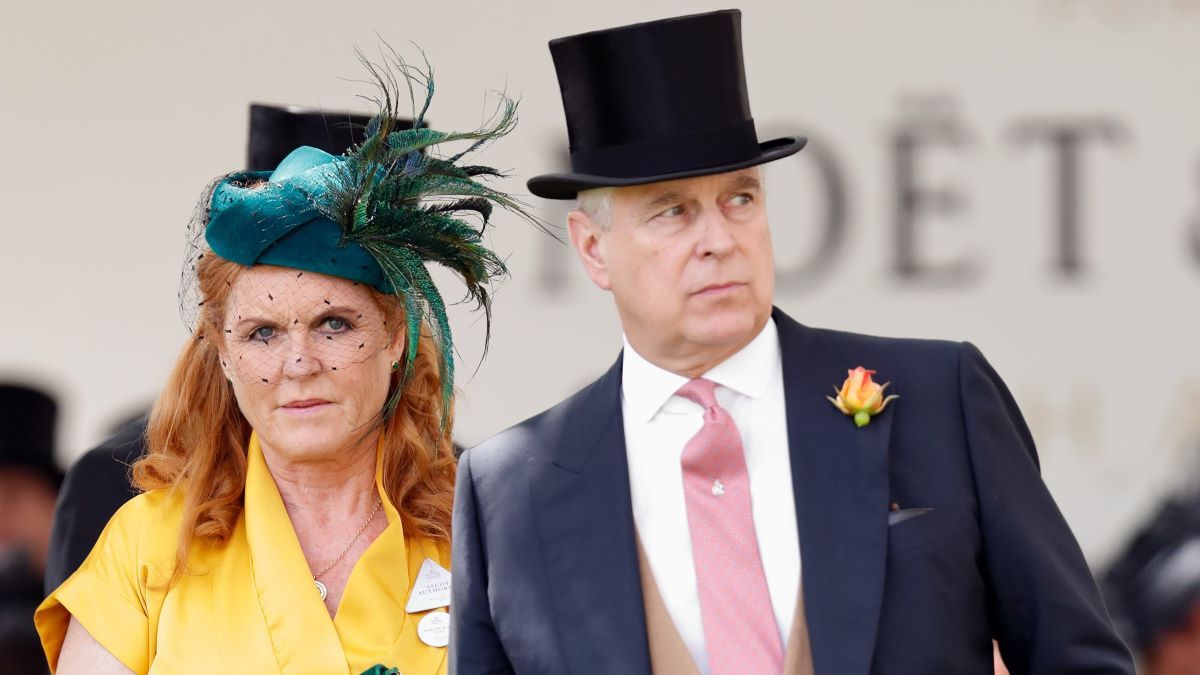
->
[2,0,1198,562]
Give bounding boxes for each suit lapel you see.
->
[532,355,652,674]
[775,309,893,675]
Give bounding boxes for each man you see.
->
[42,412,144,593]
[450,10,1133,674]
[0,383,60,674]
[1103,485,1200,674]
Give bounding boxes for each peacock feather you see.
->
[318,46,542,423]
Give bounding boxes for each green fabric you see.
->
[206,147,389,291]
[359,666,401,675]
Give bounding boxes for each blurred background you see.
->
[2,0,1198,671]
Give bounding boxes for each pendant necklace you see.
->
[313,495,383,601]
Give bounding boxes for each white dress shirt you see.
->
[622,318,800,674]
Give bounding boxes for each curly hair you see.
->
[132,255,456,581]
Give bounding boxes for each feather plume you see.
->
[317,46,544,423]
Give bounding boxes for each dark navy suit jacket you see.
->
[450,310,1133,674]
[45,414,147,593]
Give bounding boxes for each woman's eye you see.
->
[322,317,351,332]
[657,205,685,219]
[729,193,753,207]
[251,326,275,343]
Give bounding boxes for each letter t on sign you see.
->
[1009,119,1128,278]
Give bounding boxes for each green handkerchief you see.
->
[359,666,401,675]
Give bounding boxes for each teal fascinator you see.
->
[206,146,391,291]
[181,51,539,421]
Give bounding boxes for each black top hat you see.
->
[0,383,61,486]
[528,9,805,200]
[247,104,418,172]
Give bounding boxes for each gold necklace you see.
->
[313,495,383,601]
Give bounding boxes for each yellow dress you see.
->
[35,433,450,675]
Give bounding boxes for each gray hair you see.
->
[575,187,615,230]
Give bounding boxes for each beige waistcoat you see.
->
[636,542,814,675]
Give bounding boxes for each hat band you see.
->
[569,119,760,178]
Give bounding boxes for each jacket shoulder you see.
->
[466,364,617,478]
[799,323,966,369]
[774,315,982,404]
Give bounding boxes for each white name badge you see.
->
[406,558,452,613]
[418,610,450,648]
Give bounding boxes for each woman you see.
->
[35,55,533,674]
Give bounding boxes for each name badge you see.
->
[406,558,452,613]
[418,610,450,648]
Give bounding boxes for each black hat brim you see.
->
[527,135,806,200]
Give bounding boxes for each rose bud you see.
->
[827,367,898,427]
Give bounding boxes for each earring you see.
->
[391,360,400,371]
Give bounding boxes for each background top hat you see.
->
[0,383,61,486]
[247,104,418,172]
[528,9,805,200]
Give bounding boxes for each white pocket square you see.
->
[888,507,934,526]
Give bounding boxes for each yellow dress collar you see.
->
[244,432,448,674]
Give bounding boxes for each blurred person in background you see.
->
[44,411,144,595]
[451,10,1133,674]
[0,383,60,675]
[44,104,383,593]
[1104,484,1200,675]
[34,54,535,675]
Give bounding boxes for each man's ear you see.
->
[567,209,611,291]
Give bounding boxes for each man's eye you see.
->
[322,317,351,332]
[251,326,275,343]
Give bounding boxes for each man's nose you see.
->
[695,211,737,258]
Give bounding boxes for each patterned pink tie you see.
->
[677,378,784,675]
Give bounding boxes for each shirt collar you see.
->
[621,317,779,423]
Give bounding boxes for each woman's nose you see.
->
[281,333,324,379]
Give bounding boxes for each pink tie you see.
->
[677,378,784,675]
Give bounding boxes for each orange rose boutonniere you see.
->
[827,367,898,428]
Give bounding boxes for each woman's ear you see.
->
[218,351,231,381]
[388,323,407,365]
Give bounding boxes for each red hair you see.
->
[133,256,456,579]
